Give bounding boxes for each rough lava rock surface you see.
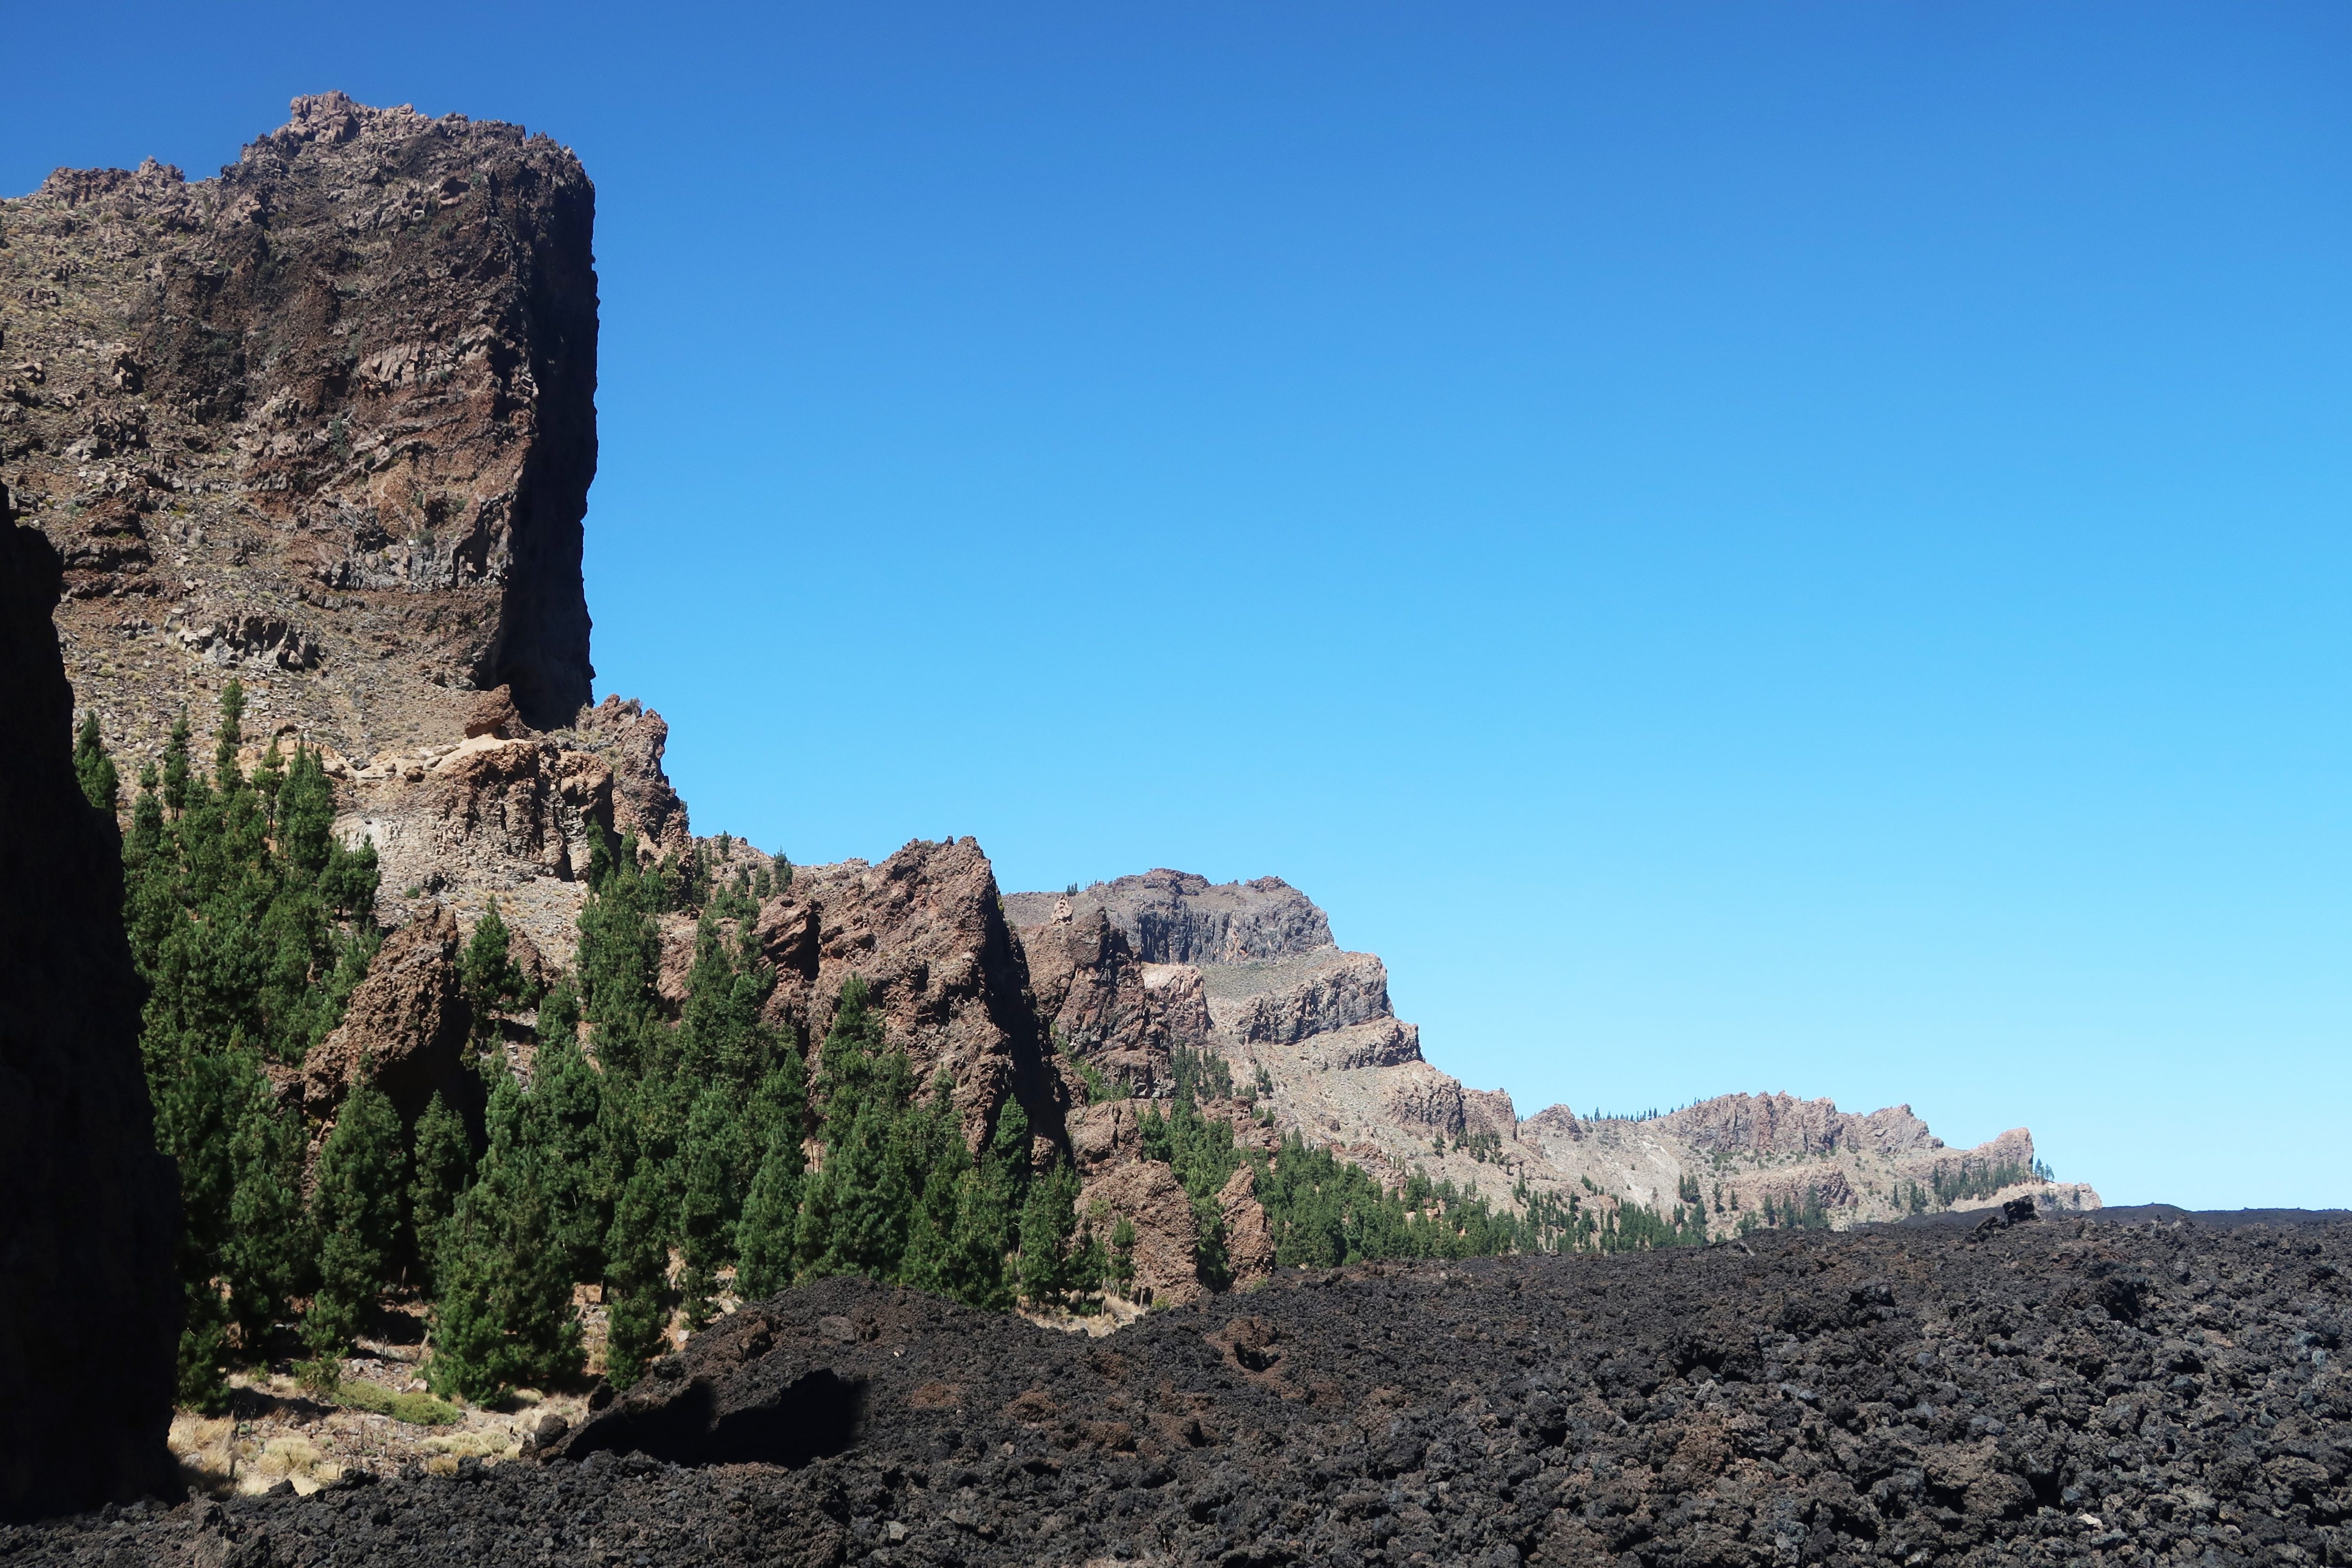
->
[12,1213,2349,1564]
[0,488,179,1520]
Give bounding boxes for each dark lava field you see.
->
[9,1210,2347,1568]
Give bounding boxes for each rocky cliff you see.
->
[1009,870,2099,1239]
[0,486,179,1519]
[0,94,624,962]
[0,90,596,743]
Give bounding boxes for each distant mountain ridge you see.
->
[1007,870,2098,1233]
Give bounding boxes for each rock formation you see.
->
[742,839,1064,1149]
[0,90,596,748]
[1,92,623,963]
[299,906,472,1123]
[0,486,179,1519]
[1008,870,2100,1237]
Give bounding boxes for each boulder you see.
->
[303,907,472,1122]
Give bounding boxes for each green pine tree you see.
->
[675,1079,747,1323]
[408,1090,473,1294]
[304,1078,406,1361]
[223,1067,309,1351]
[73,710,119,814]
[532,982,609,1284]
[602,1153,674,1389]
[461,899,534,1049]
[795,979,917,1280]
[1017,1156,1086,1308]
[426,1066,582,1401]
[895,1072,970,1296]
[734,1114,803,1301]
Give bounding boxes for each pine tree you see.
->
[223,1068,309,1351]
[408,1090,472,1294]
[73,711,119,814]
[161,711,193,812]
[795,979,916,1280]
[602,1154,674,1389]
[426,1067,581,1401]
[577,831,668,1082]
[1017,1157,1086,1308]
[734,1109,803,1302]
[532,983,608,1284]
[304,1078,406,1361]
[461,899,534,1049]
[1109,1216,1137,1300]
[676,1080,747,1323]
[895,1072,969,1296]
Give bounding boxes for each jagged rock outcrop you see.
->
[301,905,471,1123]
[1006,870,1331,964]
[1022,908,1212,1098]
[0,91,598,756]
[0,493,179,1520]
[1658,1092,1942,1160]
[747,840,1063,1148]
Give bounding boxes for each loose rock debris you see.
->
[8,1213,2347,1566]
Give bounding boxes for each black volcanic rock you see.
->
[13,1214,2345,1563]
[0,487,179,1520]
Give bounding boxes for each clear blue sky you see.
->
[13,3,2347,1210]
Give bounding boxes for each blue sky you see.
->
[12,3,2347,1209]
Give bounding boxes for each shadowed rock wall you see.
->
[0,488,179,1520]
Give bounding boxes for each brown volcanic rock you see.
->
[0,91,597,763]
[302,905,471,1122]
[755,839,1062,1146]
[574,695,690,856]
[0,496,179,1519]
[1006,868,1333,964]
[1659,1090,1943,1161]
[1019,908,1213,1098]
[1078,1158,1205,1307]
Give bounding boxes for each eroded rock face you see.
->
[1023,910,1212,1099]
[1006,869,1332,964]
[0,91,597,762]
[302,906,471,1123]
[0,500,178,1520]
[1013,868,2100,1235]
[753,840,1062,1148]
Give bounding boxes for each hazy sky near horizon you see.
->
[11,3,2347,1210]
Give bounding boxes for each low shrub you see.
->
[334,1379,462,1426]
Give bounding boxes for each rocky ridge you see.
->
[1007,872,2100,1245]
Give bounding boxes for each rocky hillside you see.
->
[1007,872,2098,1246]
